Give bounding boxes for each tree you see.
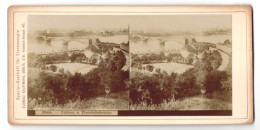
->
[155,68,161,73]
[224,39,231,45]
[166,53,173,62]
[104,51,112,61]
[40,72,68,104]
[67,72,86,100]
[83,68,104,99]
[146,65,154,72]
[201,58,213,72]
[28,52,45,68]
[90,58,98,65]
[205,70,228,93]
[210,50,222,70]
[70,53,86,62]
[49,65,58,72]
[221,77,232,96]
[159,52,165,61]
[128,72,176,106]
[109,70,129,92]
[150,53,157,61]
[186,53,194,64]
[175,68,200,99]
[58,68,65,73]
[114,50,126,70]
[108,59,117,72]
[141,55,148,63]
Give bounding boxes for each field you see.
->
[143,62,193,74]
[29,91,129,110]
[46,63,97,74]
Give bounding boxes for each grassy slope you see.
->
[31,91,130,110]
[130,95,231,110]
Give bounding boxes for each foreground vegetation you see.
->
[130,95,231,110]
[28,50,129,109]
[129,49,231,110]
[28,39,231,111]
[29,91,129,110]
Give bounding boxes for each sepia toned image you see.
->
[27,15,232,115]
[27,15,233,115]
[27,15,130,112]
[8,6,253,124]
[129,15,232,111]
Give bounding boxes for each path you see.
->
[217,50,229,71]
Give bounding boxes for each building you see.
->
[112,47,121,53]
[120,42,129,52]
[83,50,100,64]
[185,38,196,46]
[180,50,195,64]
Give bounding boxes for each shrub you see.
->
[175,68,201,99]
[129,72,176,106]
[28,50,129,107]
[205,70,228,93]
[155,68,161,73]
[49,65,57,72]
[146,65,154,72]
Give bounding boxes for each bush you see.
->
[129,72,176,106]
[146,65,154,72]
[49,65,57,72]
[205,70,228,93]
[155,68,161,73]
[175,68,201,99]
[28,49,130,107]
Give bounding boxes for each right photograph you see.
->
[129,15,232,111]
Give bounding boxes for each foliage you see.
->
[28,50,129,106]
[129,50,230,107]
[28,52,70,68]
[132,52,168,65]
[70,53,86,62]
[186,53,194,64]
[28,90,129,110]
[205,70,228,93]
[175,68,201,99]
[146,64,154,72]
[49,65,58,72]
[155,68,161,73]
[128,72,176,106]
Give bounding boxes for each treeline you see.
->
[28,52,70,68]
[28,50,129,105]
[129,50,230,106]
[191,42,216,54]
[28,42,119,68]
[131,52,189,66]
[131,52,166,65]
[131,52,197,68]
[28,51,97,68]
[197,50,222,70]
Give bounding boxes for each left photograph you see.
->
[27,15,130,111]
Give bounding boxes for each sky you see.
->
[28,15,232,33]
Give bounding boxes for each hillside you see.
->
[130,95,231,110]
[29,91,129,110]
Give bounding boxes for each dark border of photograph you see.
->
[27,110,232,116]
